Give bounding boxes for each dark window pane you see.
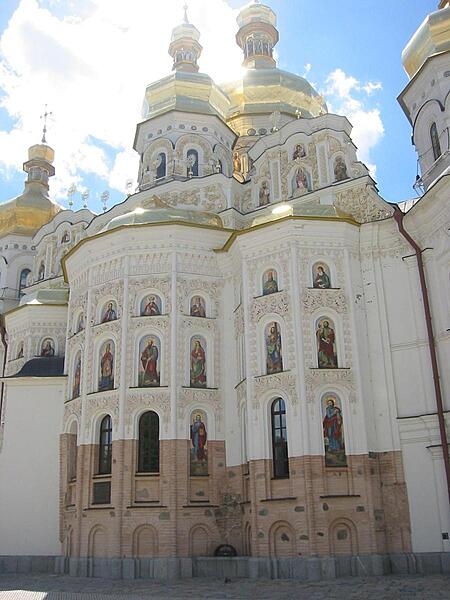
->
[93,481,111,504]
[138,411,160,473]
[430,122,442,161]
[98,415,112,474]
[271,398,289,478]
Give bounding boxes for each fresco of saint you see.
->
[322,395,346,467]
[41,339,55,357]
[139,337,160,386]
[266,322,283,374]
[316,318,338,368]
[72,354,81,399]
[313,264,331,289]
[262,270,279,295]
[190,411,208,476]
[101,302,117,323]
[141,295,161,316]
[99,341,114,391]
[190,338,207,388]
[190,296,206,317]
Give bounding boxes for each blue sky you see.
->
[0,0,438,213]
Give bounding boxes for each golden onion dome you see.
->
[140,6,229,121]
[0,142,61,238]
[142,70,231,121]
[223,1,327,131]
[223,68,327,128]
[102,197,223,231]
[402,4,450,78]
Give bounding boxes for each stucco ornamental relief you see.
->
[177,253,219,276]
[250,291,289,323]
[129,277,171,310]
[359,242,411,261]
[83,393,119,438]
[178,388,222,431]
[4,357,26,377]
[91,320,121,339]
[203,184,227,211]
[253,371,298,407]
[334,186,394,224]
[63,397,81,432]
[180,387,220,406]
[351,163,366,177]
[67,335,84,356]
[181,318,216,333]
[91,281,123,313]
[132,316,169,332]
[234,306,244,336]
[304,368,356,404]
[69,292,87,316]
[91,257,125,286]
[177,277,221,314]
[302,289,347,313]
[128,253,171,276]
[125,390,170,435]
[239,189,254,213]
[158,189,199,208]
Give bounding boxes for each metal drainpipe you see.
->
[393,205,450,505]
[0,314,7,424]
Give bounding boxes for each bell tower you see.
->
[235,1,279,69]
[398,2,450,191]
[168,4,202,73]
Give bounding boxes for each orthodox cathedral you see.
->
[0,0,450,580]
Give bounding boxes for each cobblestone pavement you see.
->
[0,574,450,600]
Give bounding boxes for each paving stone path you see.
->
[0,574,449,599]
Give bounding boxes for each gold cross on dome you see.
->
[40,104,53,144]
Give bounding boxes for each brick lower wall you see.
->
[60,435,411,559]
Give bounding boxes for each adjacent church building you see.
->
[0,0,449,579]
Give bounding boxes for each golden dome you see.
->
[0,142,60,238]
[223,68,327,125]
[103,196,223,231]
[224,1,326,128]
[141,70,231,121]
[0,191,60,238]
[402,5,450,78]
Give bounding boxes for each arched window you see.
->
[156,152,166,179]
[138,411,159,473]
[271,398,289,478]
[186,149,199,177]
[98,415,112,474]
[38,262,45,281]
[68,422,78,481]
[430,122,442,161]
[19,268,31,295]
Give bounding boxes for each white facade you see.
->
[0,1,449,567]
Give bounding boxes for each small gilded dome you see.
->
[0,142,60,238]
[103,197,223,231]
[402,5,450,78]
[0,191,61,238]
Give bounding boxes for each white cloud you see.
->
[323,68,384,177]
[0,0,243,207]
[303,62,312,77]
[0,2,386,206]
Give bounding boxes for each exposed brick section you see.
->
[60,438,411,559]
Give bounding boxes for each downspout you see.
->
[0,314,7,425]
[393,205,450,505]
